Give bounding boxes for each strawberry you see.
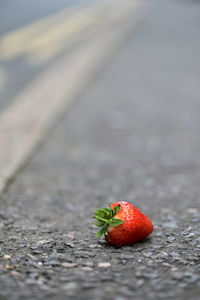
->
[93,201,153,246]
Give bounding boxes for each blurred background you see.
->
[0,0,200,192]
[0,0,142,190]
[0,0,139,109]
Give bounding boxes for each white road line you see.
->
[0,67,7,91]
[27,0,141,65]
[0,0,130,62]
[0,1,143,194]
[0,1,89,60]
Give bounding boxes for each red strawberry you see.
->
[93,201,153,246]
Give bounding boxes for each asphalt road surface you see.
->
[0,0,200,299]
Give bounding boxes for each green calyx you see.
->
[93,204,124,238]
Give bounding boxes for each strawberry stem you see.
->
[94,216,109,223]
[93,204,124,238]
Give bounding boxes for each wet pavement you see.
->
[0,0,200,299]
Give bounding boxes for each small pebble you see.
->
[61,262,78,268]
[98,262,111,268]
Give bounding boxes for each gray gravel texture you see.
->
[0,0,200,299]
